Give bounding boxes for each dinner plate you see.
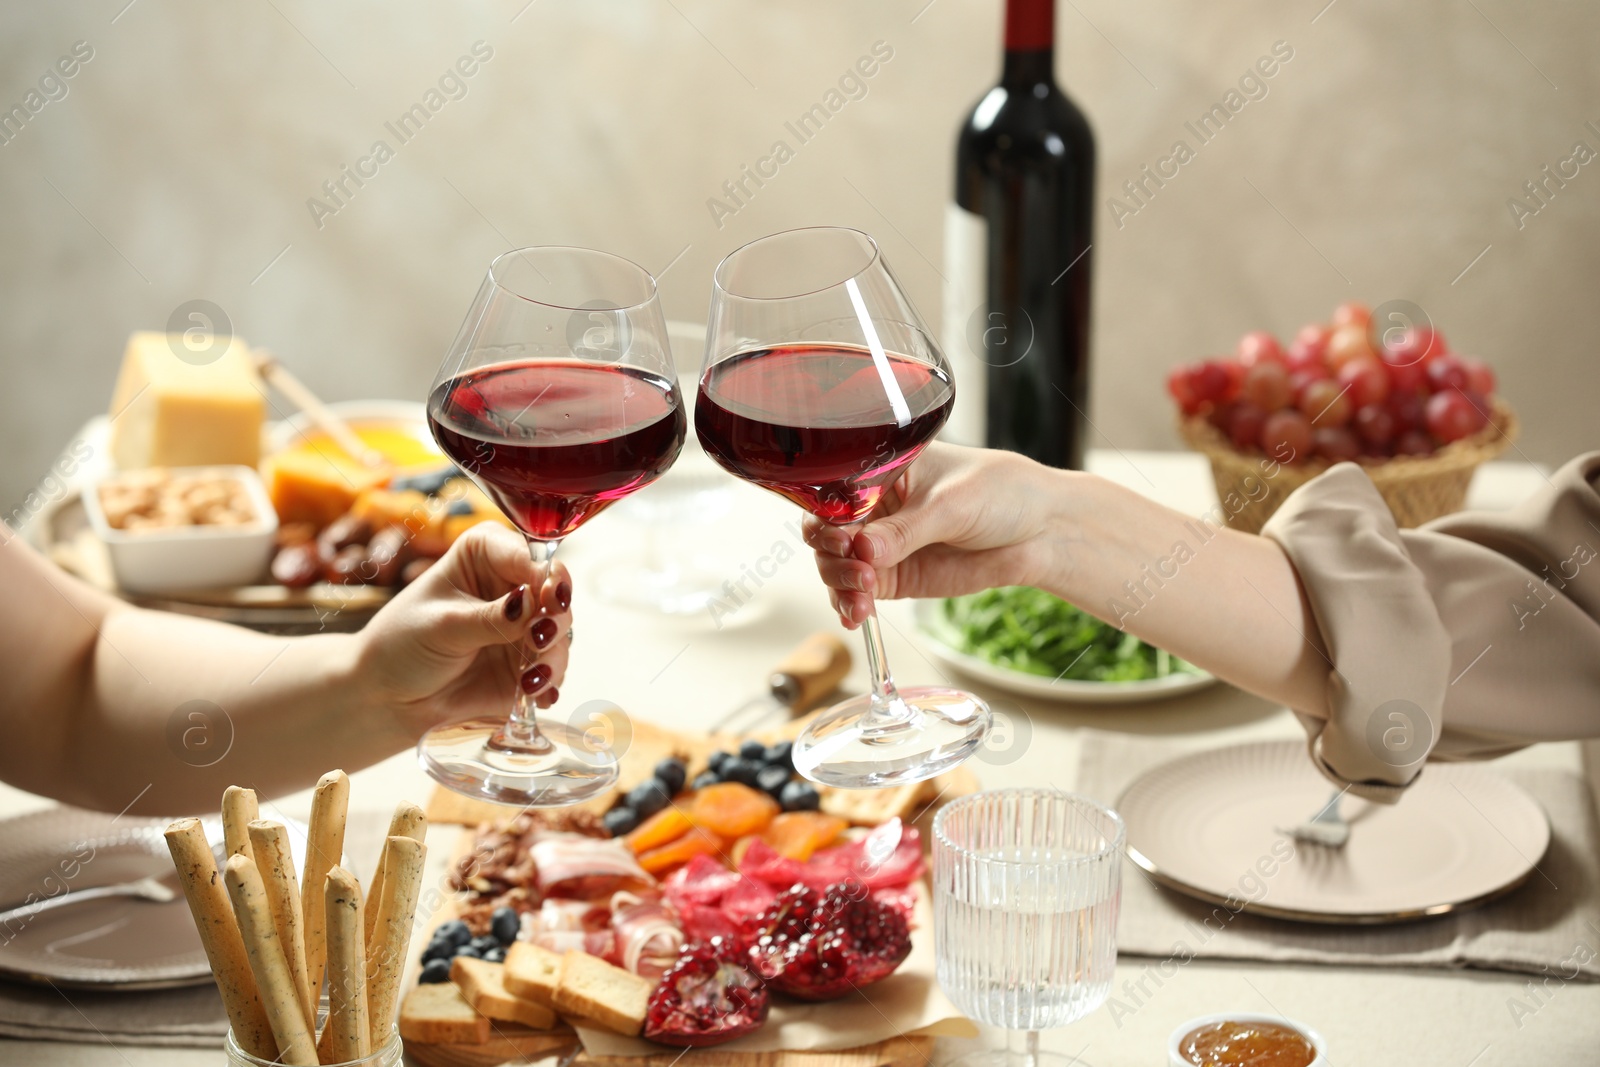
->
[911,599,1216,704]
[0,809,317,989]
[1118,741,1550,923]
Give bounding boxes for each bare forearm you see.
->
[52,611,396,815]
[1038,471,1331,718]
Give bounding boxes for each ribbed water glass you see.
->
[933,789,1124,1067]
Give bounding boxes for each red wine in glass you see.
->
[430,360,687,541]
[695,343,954,524]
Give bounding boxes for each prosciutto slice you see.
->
[611,891,684,979]
[531,832,654,900]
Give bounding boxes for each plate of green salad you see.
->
[914,587,1215,703]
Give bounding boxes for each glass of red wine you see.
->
[422,246,686,806]
[696,227,992,788]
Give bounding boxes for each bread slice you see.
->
[503,941,564,1007]
[451,956,558,1030]
[398,982,491,1046]
[551,950,653,1037]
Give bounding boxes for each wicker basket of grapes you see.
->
[1168,301,1517,534]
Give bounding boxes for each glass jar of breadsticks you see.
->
[165,771,428,1067]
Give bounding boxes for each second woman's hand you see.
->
[801,444,1073,629]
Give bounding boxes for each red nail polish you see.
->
[555,581,571,611]
[542,686,559,705]
[532,617,558,650]
[503,585,527,621]
[520,664,552,694]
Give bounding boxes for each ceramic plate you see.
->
[0,809,317,988]
[911,599,1216,705]
[1118,741,1551,923]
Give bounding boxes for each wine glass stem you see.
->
[858,599,913,732]
[1013,1031,1039,1067]
[502,537,561,750]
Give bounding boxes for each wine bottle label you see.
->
[941,202,988,448]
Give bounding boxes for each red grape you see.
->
[1387,390,1426,433]
[1167,365,1203,414]
[1298,378,1353,427]
[1287,324,1330,368]
[1260,409,1312,463]
[1461,357,1496,396]
[1326,324,1375,369]
[1395,430,1434,457]
[1289,367,1330,402]
[1220,360,1244,402]
[1227,403,1269,451]
[1353,404,1397,447]
[1312,426,1361,463]
[1425,388,1488,443]
[1425,355,1469,393]
[1331,301,1371,330]
[1336,357,1390,408]
[1190,361,1232,404]
[1237,331,1285,367]
[1241,361,1293,411]
[1379,351,1426,394]
[1388,326,1448,366]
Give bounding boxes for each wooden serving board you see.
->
[407,1031,935,1067]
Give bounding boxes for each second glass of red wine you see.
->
[422,246,686,806]
[696,226,992,788]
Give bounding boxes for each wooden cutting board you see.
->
[407,1032,937,1067]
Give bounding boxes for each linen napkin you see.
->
[1075,731,1600,981]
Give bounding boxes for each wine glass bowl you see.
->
[421,246,685,807]
[696,227,992,788]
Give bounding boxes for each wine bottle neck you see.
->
[1002,0,1055,86]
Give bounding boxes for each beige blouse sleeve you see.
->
[1261,452,1600,802]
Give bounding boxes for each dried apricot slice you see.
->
[688,783,779,839]
[638,827,728,876]
[625,806,693,856]
[761,812,847,861]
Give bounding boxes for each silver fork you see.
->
[0,875,177,927]
[1276,788,1350,848]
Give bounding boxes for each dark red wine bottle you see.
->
[944,0,1095,469]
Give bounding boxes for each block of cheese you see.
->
[261,446,390,528]
[107,332,265,471]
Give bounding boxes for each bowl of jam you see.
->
[1168,1013,1325,1067]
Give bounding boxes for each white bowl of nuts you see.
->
[83,466,278,593]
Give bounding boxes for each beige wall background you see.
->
[1,0,1595,512]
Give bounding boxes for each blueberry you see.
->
[654,758,688,796]
[420,958,452,984]
[469,935,499,956]
[626,779,671,818]
[721,758,762,788]
[763,740,794,770]
[756,765,791,798]
[780,780,821,812]
[482,946,506,964]
[739,739,768,761]
[707,750,732,773]
[393,467,455,495]
[435,919,472,948]
[691,771,720,791]
[447,499,475,516]
[490,906,520,946]
[603,806,641,836]
[454,943,484,960]
[421,938,456,964]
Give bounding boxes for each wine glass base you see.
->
[944,1049,1094,1067]
[419,717,619,808]
[791,687,991,789]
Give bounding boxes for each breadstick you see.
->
[363,801,426,946]
[222,785,258,863]
[320,867,370,1063]
[301,769,349,1004]
[224,855,318,1066]
[163,819,276,1062]
[364,835,426,1051]
[247,820,314,1033]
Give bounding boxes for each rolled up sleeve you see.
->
[1261,453,1600,802]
